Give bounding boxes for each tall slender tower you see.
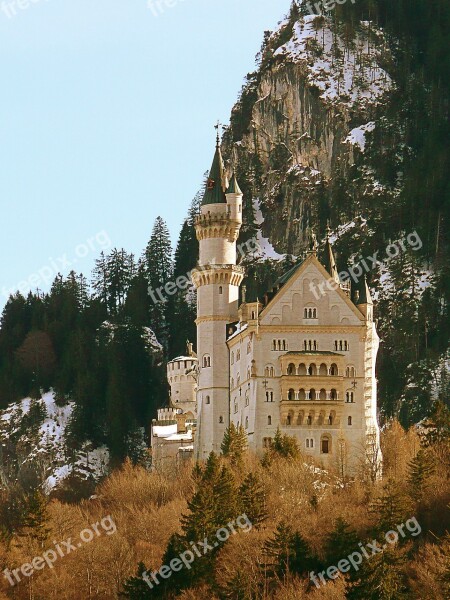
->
[192,134,244,460]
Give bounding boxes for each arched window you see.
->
[306,439,310,448]
[348,416,352,426]
[219,416,224,424]
[328,414,333,425]
[203,355,211,368]
[330,389,338,400]
[287,363,296,376]
[270,391,274,402]
[307,415,312,426]
[237,350,241,361]
[330,364,338,376]
[205,396,211,405]
[245,416,249,429]
[286,415,291,425]
[334,341,338,351]
[288,389,295,401]
[272,340,277,351]
[219,286,223,295]
[304,308,308,318]
[268,416,272,425]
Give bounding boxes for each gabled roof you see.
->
[260,254,365,323]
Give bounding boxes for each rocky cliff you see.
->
[220,2,449,424]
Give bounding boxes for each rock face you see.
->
[223,10,392,255]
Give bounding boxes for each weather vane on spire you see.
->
[215,120,224,145]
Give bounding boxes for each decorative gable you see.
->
[260,255,364,327]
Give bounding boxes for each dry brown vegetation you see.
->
[0,420,449,599]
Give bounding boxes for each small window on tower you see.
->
[205,396,210,405]
[219,286,223,295]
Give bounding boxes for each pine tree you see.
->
[213,465,238,528]
[369,479,412,537]
[350,544,410,600]
[264,522,319,579]
[324,518,359,572]
[143,217,173,350]
[120,562,154,599]
[239,472,268,529]
[270,428,300,460]
[21,490,49,544]
[407,449,435,503]
[221,423,248,466]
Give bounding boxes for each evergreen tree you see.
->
[369,479,412,537]
[143,217,173,350]
[239,472,268,529]
[324,518,359,571]
[264,522,319,579]
[270,428,300,460]
[120,562,154,599]
[350,545,409,600]
[221,423,248,466]
[407,449,435,503]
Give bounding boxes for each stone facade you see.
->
[159,141,382,475]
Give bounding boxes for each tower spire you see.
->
[202,123,227,206]
[323,224,340,285]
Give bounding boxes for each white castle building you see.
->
[154,137,382,474]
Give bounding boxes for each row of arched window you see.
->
[272,340,288,351]
[304,308,318,319]
[287,363,339,376]
[335,340,349,351]
[288,388,339,401]
[264,364,356,378]
[304,340,318,351]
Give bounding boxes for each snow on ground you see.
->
[254,198,291,261]
[0,391,110,494]
[345,122,376,152]
[274,15,392,108]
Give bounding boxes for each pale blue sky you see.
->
[0,0,288,308]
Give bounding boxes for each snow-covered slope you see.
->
[0,392,109,494]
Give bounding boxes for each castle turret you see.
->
[191,135,245,459]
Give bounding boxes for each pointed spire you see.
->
[323,225,340,285]
[202,126,227,206]
[226,173,242,195]
[357,275,373,305]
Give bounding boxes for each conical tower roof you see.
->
[323,226,340,285]
[357,275,373,305]
[202,135,227,206]
[226,173,242,195]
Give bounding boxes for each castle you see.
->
[151,137,382,474]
